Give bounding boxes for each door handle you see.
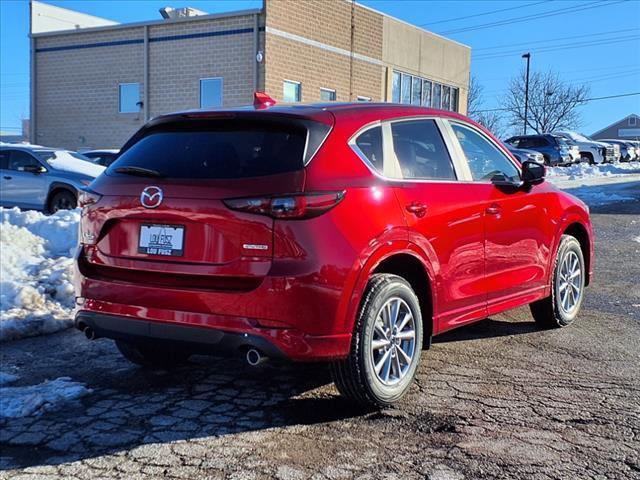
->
[485,203,501,215]
[406,202,427,218]
[3,176,11,180]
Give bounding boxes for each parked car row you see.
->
[504,131,637,166]
[504,134,578,166]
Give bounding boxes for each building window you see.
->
[401,73,411,104]
[119,83,140,113]
[357,96,372,102]
[320,88,336,102]
[392,71,401,103]
[283,80,301,102]
[422,80,432,107]
[411,77,422,105]
[630,116,637,127]
[442,86,451,111]
[391,70,459,110]
[432,83,442,109]
[200,78,223,109]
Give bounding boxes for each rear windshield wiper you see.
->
[113,166,164,178]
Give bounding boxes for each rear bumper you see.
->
[76,311,286,358]
[74,304,352,362]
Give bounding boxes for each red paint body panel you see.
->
[75,104,594,361]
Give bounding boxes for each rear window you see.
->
[108,120,309,179]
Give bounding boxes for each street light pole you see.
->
[522,52,531,135]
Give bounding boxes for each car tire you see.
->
[48,190,77,213]
[115,340,191,368]
[530,235,585,329]
[331,274,423,408]
[581,153,594,165]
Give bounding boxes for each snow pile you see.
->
[568,189,635,206]
[547,161,640,180]
[0,375,91,419]
[0,207,80,342]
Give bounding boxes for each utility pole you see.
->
[522,53,531,135]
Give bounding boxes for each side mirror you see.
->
[21,164,46,174]
[522,160,545,186]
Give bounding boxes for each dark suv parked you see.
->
[504,134,574,166]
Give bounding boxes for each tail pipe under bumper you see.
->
[74,311,285,360]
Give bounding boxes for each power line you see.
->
[418,1,549,27]
[473,92,640,113]
[480,63,640,82]
[474,27,639,51]
[474,35,640,60]
[483,70,640,97]
[440,0,626,35]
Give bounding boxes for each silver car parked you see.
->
[0,144,105,212]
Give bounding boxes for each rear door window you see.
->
[391,119,456,181]
[109,120,310,179]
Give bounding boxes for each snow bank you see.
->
[0,207,79,342]
[547,161,640,180]
[0,375,91,419]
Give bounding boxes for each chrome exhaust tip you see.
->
[246,348,267,366]
[83,326,96,340]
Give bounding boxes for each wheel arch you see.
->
[46,182,78,212]
[343,237,438,348]
[371,253,434,347]
[563,221,592,286]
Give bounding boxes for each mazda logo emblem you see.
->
[140,186,163,209]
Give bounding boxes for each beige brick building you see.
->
[31,0,471,150]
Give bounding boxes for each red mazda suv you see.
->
[75,96,593,407]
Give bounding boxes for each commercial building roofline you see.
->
[30,7,263,38]
[347,0,471,50]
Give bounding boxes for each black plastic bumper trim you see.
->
[75,312,285,359]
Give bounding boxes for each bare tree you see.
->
[467,76,507,138]
[504,69,589,134]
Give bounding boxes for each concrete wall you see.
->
[382,16,471,113]
[33,12,260,150]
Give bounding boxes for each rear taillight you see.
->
[224,191,345,219]
[78,188,102,207]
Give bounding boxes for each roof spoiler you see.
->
[254,91,276,109]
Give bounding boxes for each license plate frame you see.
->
[138,224,185,257]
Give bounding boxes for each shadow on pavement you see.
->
[433,317,539,344]
[0,313,558,469]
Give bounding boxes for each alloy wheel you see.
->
[370,297,417,386]
[557,250,582,314]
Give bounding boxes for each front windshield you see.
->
[35,150,92,164]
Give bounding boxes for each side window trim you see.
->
[349,116,471,183]
[444,119,521,183]
[381,122,403,179]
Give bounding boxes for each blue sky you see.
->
[1,0,639,136]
